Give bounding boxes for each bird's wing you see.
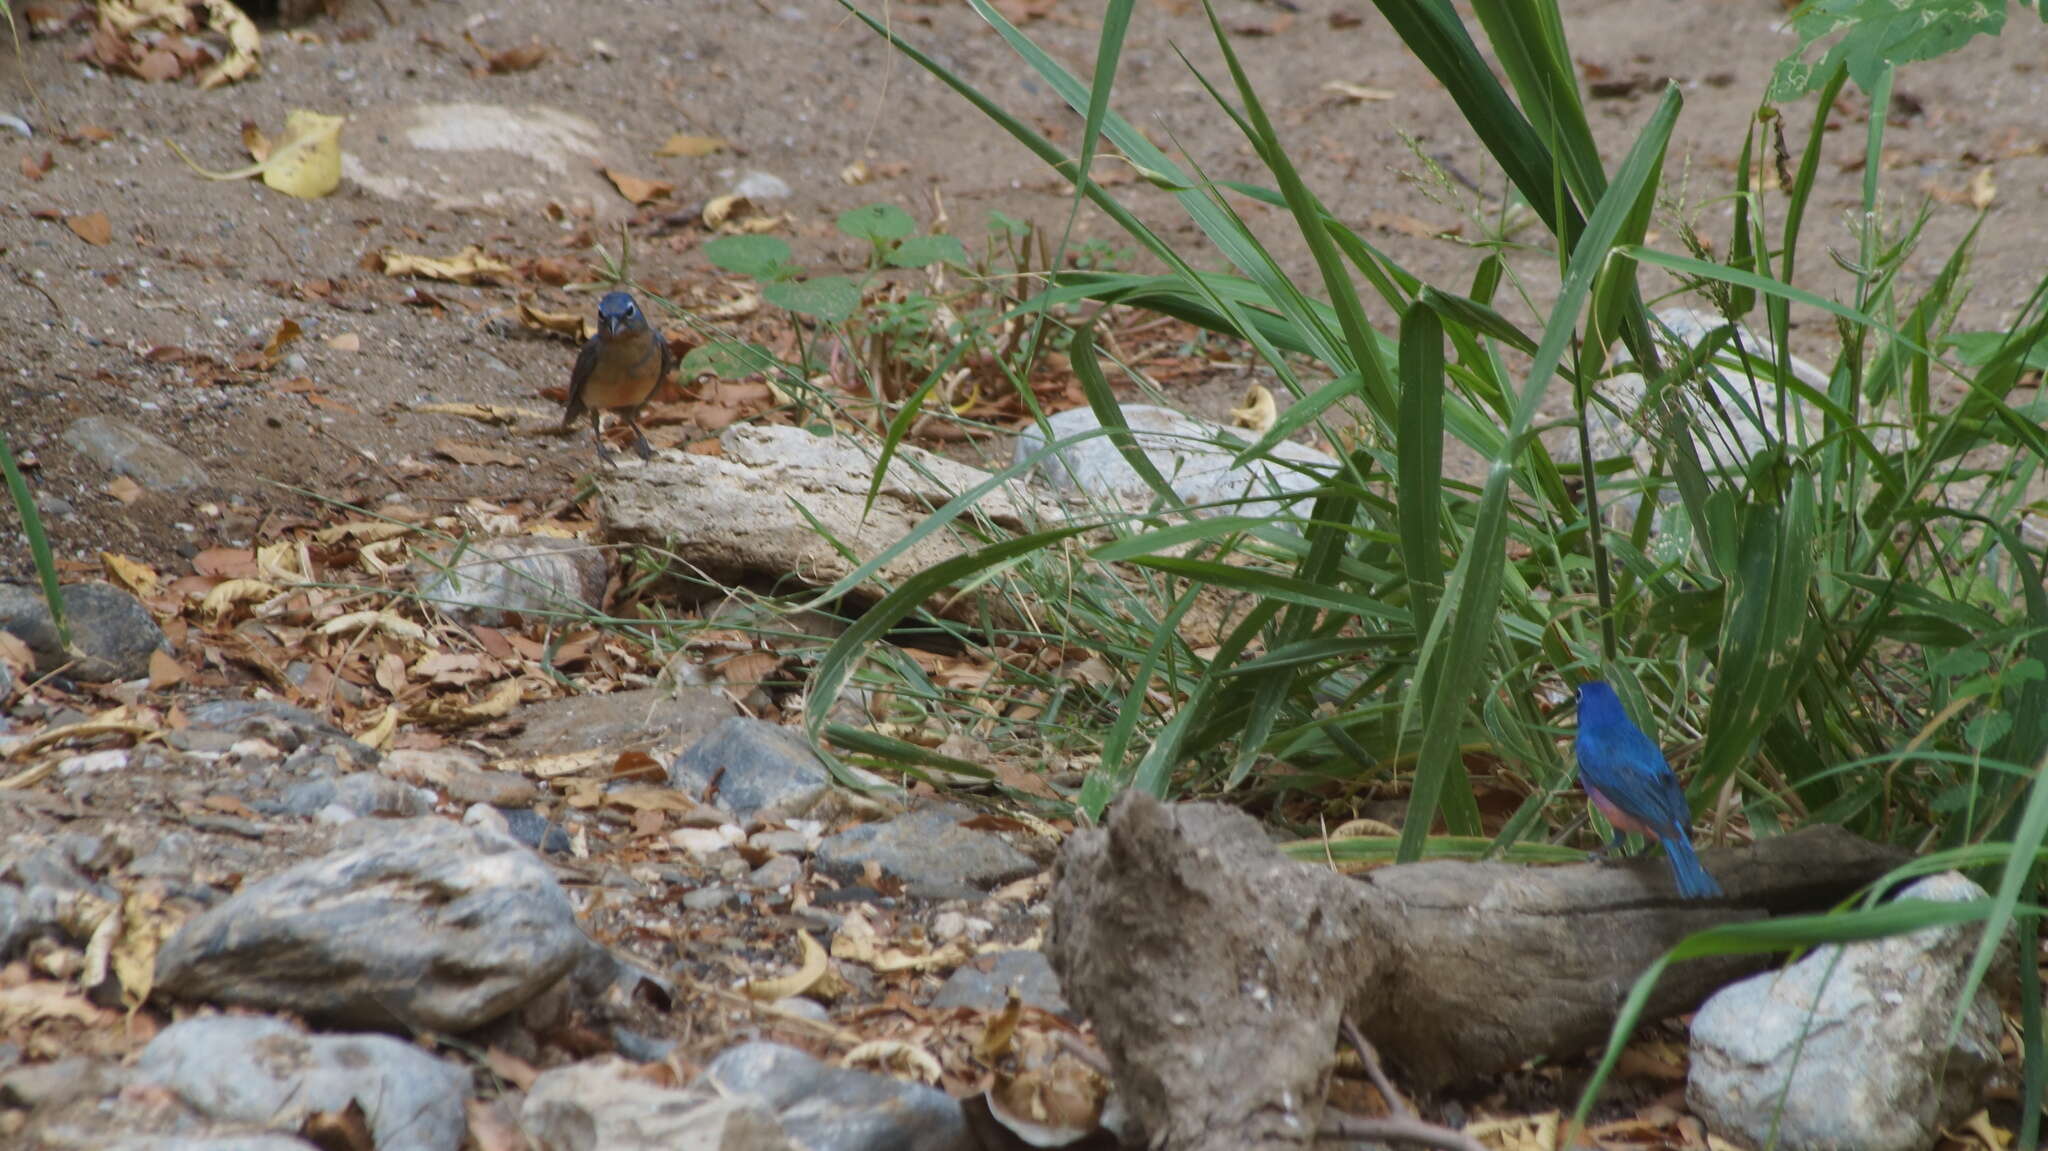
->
[655,327,674,386]
[1578,724,1691,832]
[562,338,602,425]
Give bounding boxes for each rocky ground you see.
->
[3,0,2046,1148]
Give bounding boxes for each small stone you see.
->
[498,807,574,854]
[414,537,608,627]
[135,1015,468,1151]
[749,828,812,856]
[57,748,130,776]
[183,699,375,763]
[928,911,992,944]
[746,855,803,890]
[815,807,1038,895]
[0,582,170,683]
[670,827,733,859]
[154,819,585,1032]
[732,171,792,200]
[682,886,736,912]
[281,773,430,819]
[501,685,735,759]
[668,717,833,822]
[462,803,511,837]
[522,1056,794,1151]
[706,1041,974,1151]
[1687,872,2007,1151]
[930,948,1072,1018]
[60,415,210,492]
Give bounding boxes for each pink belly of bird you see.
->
[1588,786,1662,842]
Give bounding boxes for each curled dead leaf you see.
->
[516,299,593,341]
[746,930,828,1001]
[319,610,434,645]
[200,578,281,621]
[841,1040,943,1085]
[197,0,259,88]
[101,552,161,598]
[605,168,674,205]
[407,679,521,727]
[380,246,515,285]
[463,29,547,73]
[703,194,785,234]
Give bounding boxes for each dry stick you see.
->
[1320,1018,1491,1151]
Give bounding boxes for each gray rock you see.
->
[707,1041,975,1151]
[504,684,735,759]
[0,1054,124,1110]
[1015,404,1339,519]
[746,854,804,890]
[60,415,209,491]
[415,536,608,627]
[183,699,377,764]
[683,885,737,912]
[281,773,432,819]
[154,819,585,1032]
[342,102,630,221]
[1,656,16,708]
[97,1139,317,1151]
[135,1016,468,1151]
[815,808,1038,895]
[499,806,574,854]
[521,1056,797,1151]
[384,749,539,807]
[930,949,1071,1018]
[670,717,833,822]
[0,581,168,682]
[1687,872,2007,1151]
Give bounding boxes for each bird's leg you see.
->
[626,413,654,461]
[1588,830,1631,862]
[590,412,615,465]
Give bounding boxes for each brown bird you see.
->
[562,291,671,462]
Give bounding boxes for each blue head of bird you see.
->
[597,292,644,337]
[1575,679,1627,724]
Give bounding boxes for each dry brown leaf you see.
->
[66,211,112,246]
[606,787,699,812]
[463,29,547,73]
[298,1100,374,1151]
[0,631,34,677]
[106,476,145,505]
[497,748,611,779]
[21,151,54,182]
[319,610,433,645]
[312,520,413,545]
[703,194,785,233]
[355,706,398,750]
[147,649,190,689]
[654,133,727,158]
[746,930,828,1001]
[1968,166,1997,210]
[985,1054,1109,1145]
[327,332,360,352]
[0,981,113,1028]
[100,553,160,597]
[605,168,674,205]
[433,438,525,467]
[408,679,521,727]
[260,317,302,366]
[110,885,179,1009]
[973,990,1024,1059]
[197,0,260,88]
[380,246,515,285]
[200,578,281,621]
[484,1046,541,1091]
[843,1040,943,1085]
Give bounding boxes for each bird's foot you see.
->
[1587,833,1632,863]
[630,430,654,461]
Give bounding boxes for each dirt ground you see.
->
[3,0,2046,581]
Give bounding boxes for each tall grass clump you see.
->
[807,0,2048,1131]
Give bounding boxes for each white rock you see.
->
[57,749,130,776]
[1687,872,2007,1151]
[1014,404,1340,519]
[732,171,792,201]
[670,827,734,859]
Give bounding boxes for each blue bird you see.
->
[1573,679,1722,899]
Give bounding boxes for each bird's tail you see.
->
[1661,831,1722,899]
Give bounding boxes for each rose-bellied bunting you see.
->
[562,291,670,463]
[1573,679,1722,899]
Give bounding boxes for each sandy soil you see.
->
[3,0,2045,578]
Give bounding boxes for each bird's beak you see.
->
[600,315,624,336]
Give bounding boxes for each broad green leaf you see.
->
[837,202,917,242]
[703,234,798,280]
[1769,0,2006,101]
[764,276,861,324]
[887,233,970,269]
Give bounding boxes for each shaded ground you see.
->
[4,0,2046,579]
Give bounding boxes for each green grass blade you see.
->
[1,427,69,650]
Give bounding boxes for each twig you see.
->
[1342,1016,1411,1117]
[1319,1113,1493,1151]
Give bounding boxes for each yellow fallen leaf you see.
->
[198,0,261,89]
[101,552,160,598]
[703,194,785,233]
[843,1040,943,1084]
[1229,384,1277,434]
[654,133,727,158]
[327,332,360,352]
[200,578,280,621]
[170,109,343,199]
[110,886,179,1010]
[321,610,434,645]
[747,931,828,1001]
[380,245,515,285]
[1968,166,1996,211]
[516,299,593,341]
[840,160,870,186]
[66,212,112,246]
[347,706,395,751]
[312,520,413,545]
